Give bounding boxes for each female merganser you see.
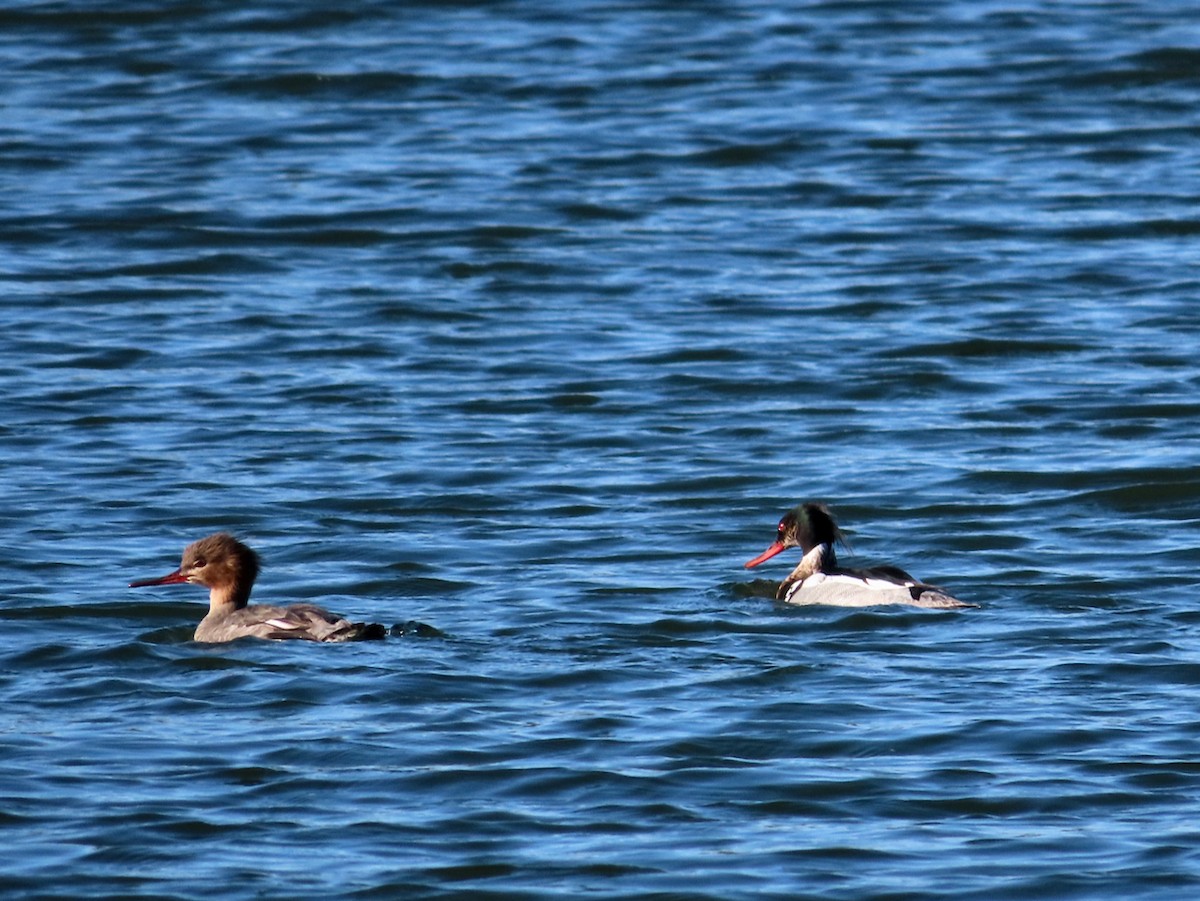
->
[130,532,387,642]
[744,502,971,609]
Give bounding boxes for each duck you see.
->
[130,532,388,642]
[744,502,971,609]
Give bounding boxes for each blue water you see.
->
[3,1,1200,898]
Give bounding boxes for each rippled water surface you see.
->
[4,1,1200,898]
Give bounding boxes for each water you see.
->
[3,1,1200,897]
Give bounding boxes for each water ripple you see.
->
[3,1,1200,899]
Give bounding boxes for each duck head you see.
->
[744,501,845,568]
[130,532,260,609]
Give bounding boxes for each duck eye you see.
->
[193,557,207,568]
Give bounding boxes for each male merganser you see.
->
[130,532,387,642]
[744,502,971,609]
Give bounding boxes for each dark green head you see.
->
[745,501,845,568]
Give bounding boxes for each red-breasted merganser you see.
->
[130,532,387,642]
[744,502,972,609]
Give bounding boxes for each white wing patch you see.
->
[782,571,969,608]
[783,572,913,607]
[861,576,915,592]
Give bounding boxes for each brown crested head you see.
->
[179,532,260,590]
